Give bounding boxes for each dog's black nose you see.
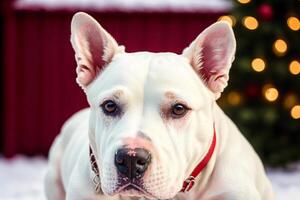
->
[115,148,151,179]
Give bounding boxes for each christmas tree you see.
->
[218,0,300,166]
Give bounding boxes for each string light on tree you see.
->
[273,39,288,56]
[251,58,266,72]
[218,15,236,27]
[289,60,300,75]
[265,88,279,102]
[227,91,242,106]
[243,16,259,30]
[263,84,279,102]
[291,105,300,119]
[257,3,273,21]
[237,0,251,4]
[287,16,300,31]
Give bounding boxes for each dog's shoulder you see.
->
[59,108,90,147]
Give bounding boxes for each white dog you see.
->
[44,12,275,200]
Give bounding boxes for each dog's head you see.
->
[70,12,235,199]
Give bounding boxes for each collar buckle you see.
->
[182,176,195,193]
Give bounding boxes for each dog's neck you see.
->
[180,125,217,193]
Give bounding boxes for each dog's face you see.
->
[71,12,235,199]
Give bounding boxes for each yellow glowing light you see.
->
[243,16,259,30]
[289,60,300,75]
[284,94,298,109]
[287,16,300,31]
[251,58,266,72]
[264,87,279,102]
[273,39,288,56]
[237,0,251,4]
[227,91,241,106]
[291,105,300,119]
[218,15,236,27]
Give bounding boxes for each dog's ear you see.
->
[182,22,236,99]
[71,12,124,88]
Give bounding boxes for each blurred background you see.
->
[219,0,300,167]
[0,0,299,199]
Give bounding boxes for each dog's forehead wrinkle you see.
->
[112,89,124,99]
[165,91,176,99]
[90,52,188,97]
[143,53,208,109]
[137,131,152,141]
[147,54,198,85]
[86,52,153,102]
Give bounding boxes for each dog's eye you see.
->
[171,103,188,118]
[101,100,119,116]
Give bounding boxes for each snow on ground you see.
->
[267,167,300,200]
[0,156,299,200]
[14,0,231,11]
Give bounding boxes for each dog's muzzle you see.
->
[89,124,216,195]
[115,148,151,180]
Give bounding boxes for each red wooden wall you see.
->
[3,8,224,157]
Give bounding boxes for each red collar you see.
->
[89,125,217,194]
[180,125,217,192]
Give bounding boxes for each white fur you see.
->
[45,12,275,200]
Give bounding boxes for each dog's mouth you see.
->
[114,182,154,198]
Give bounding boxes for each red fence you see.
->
[3,8,224,157]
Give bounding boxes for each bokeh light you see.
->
[237,0,251,4]
[287,16,300,31]
[251,58,266,72]
[263,86,279,102]
[273,39,288,56]
[289,60,300,75]
[218,15,236,27]
[243,16,259,30]
[291,105,300,119]
[227,91,242,106]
